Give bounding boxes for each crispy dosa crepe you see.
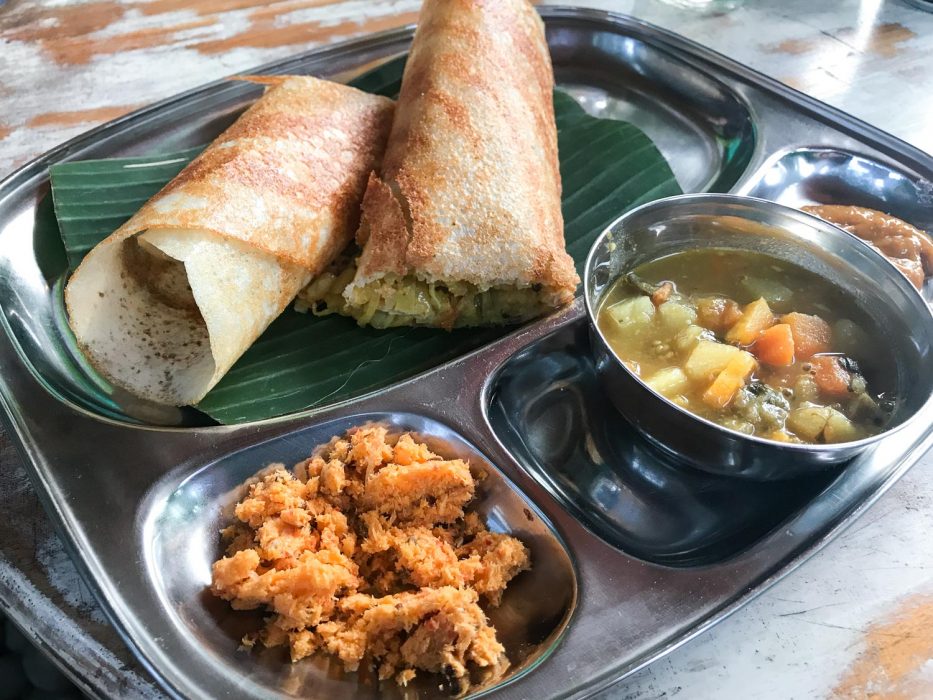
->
[300,0,579,329]
[65,76,394,405]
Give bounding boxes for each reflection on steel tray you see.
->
[0,6,930,700]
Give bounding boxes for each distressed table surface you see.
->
[1,1,932,698]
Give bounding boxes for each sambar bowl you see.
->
[583,193,933,480]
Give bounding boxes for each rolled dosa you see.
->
[301,0,579,329]
[65,76,394,405]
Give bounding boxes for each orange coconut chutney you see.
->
[210,426,530,689]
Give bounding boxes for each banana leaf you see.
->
[49,59,681,424]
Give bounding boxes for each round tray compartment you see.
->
[140,411,577,699]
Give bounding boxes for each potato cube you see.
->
[684,340,741,384]
[645,367,690,397]
[823,409,860,443]
[674,325,711,355]
[740,276,793,307]
[657,301,697,335]
[725,298,774,345]
[607,296,655,328]
[701,351,757,409]
[786,403,832,442]
[794,373,820,403]
[833,319,871,359]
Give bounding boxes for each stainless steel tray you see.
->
[0,7,931,699]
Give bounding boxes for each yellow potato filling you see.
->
[297,254,552,329]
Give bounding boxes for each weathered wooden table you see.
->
[1,1,931,698]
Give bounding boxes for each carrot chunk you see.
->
[782,312,831,360]
[753,323,795,366]
[810,355,851,398]
[651,282,674,307]
[702,351,758,409]
[725,298,774,346]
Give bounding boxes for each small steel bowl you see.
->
[583,193,933,480]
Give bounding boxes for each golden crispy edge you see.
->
[63,77,395,404]
[95,75,395,273]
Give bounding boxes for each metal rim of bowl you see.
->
[582,192,933,456]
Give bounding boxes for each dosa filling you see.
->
[297,255,558,329]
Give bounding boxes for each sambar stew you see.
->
[597,249,896,443]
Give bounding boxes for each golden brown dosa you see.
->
[65,76,394,405]
[337,0,579,328]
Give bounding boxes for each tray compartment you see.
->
[141,412,576,698]
[486,321,839,567]
[743,148,933,223]
[549,21,755,194]
[741,147,933,300]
